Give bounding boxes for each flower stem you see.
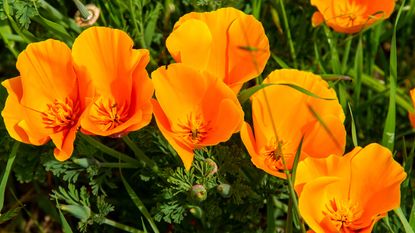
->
[98,162,139,169]
[80,134,139,165]
[72,0,91,20]
[278,0,297,68]
[103,217,144,233]
[122,136,159,172]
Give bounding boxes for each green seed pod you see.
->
[190,184,207,202]
[217,183,231,198]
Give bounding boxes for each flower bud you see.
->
[74,3,100,27]
[188,205,203,219]
[190,184,207,202]
[217,183,231,198]
[205,158,218,175]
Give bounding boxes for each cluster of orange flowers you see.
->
[1,2,407,233]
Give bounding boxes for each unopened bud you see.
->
[217,183,231,198]
[74,3,100,27]
[205,158,218,175]
[190,184,207,202]
[188,205,203,219]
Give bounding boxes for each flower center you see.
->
[42,98,79,132]
[323,198,363,231]
[333,2,368,27]
[174,113,209,147]
[89,97,127,131]
[261,138,294,172]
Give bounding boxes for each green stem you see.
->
[122,136,159,172]
[99,162,139,169]
[103,218,144,233]
[79,134,139,165]
[278,0,297,68]
[72,0,91,20]
[394,208,415,233]
[0,142,19,212]
[341,37,352,73]
[358,73,413,113]
[281,150,307,233]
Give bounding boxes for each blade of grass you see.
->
[394,208,415,233]
[122,135,159,172]
[348,103,358,147]
[0,142,20,212]
[341,37,352,73]
[285,197,294,233]
[103,218,145,233]
[266,196,277,233]
[271,53,290,69]
[353,35,363,105]
[382,0,405,151]
[56,200,74,233]
[79,134,140,165]
[120,171,159,233]
[276,0,297,68]
[313,40,327,74]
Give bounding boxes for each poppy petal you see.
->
[1,77,49,145]
[152,99,194,170]
[302,114,346,157]
[72,27,140,104]
[166,19,212,70]
[348,144,406,226]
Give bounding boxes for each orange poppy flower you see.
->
[151,63,244,170]
[294,143,406,233]
[408,89,415,128]
[166,7,270,93]
[311,0,395,34]
[240,69,346,178]
[2,39,81,160]
[72,27,154,137]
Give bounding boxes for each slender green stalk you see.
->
[259,84,306,233]
[120,171,160,233]
[341,37,352,73]
[278,0,297,68]
[394,208,415,233]
[103,218,144,233]
[359,74,413,113]
[79,134,139,165]
[98,162,140,169]
[72,0,91,20]
[122,136,159,172]
[382,0,406,152]
[0,142,19,212]
[266,196,276,233]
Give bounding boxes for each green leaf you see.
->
[0,207,21,224]
[0,142,19,212]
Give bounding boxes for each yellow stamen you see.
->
[174,112,210,147]
[323,198,363,231]
[89,97,127,131]
[42,98,79,132]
